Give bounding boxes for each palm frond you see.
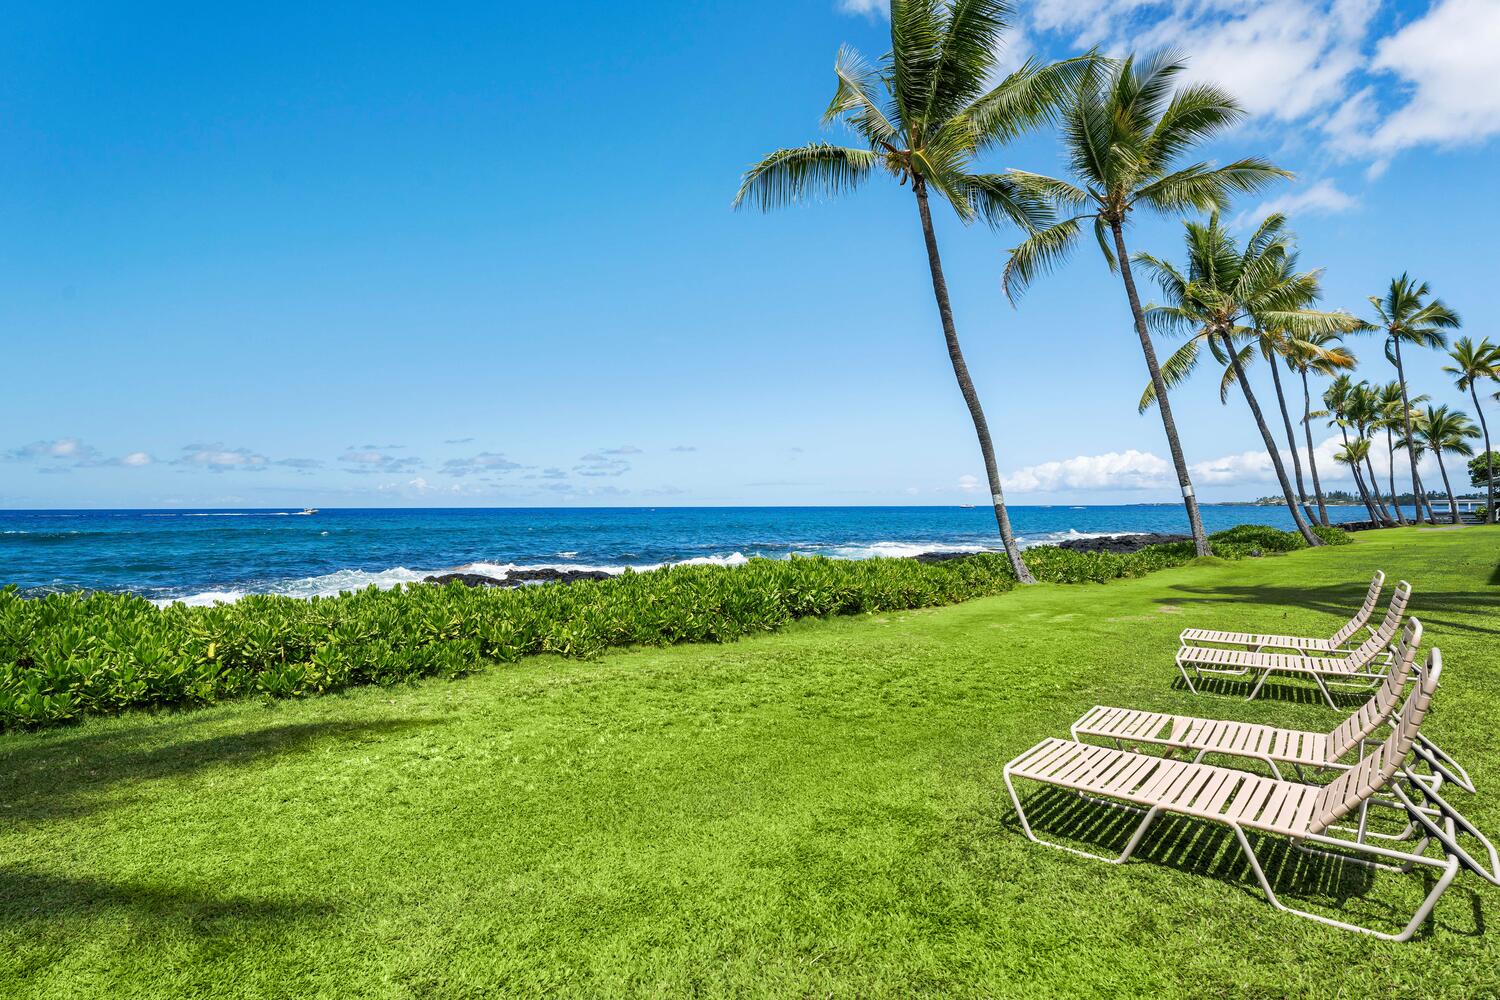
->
[824,45,901,144]
[1139,335,1201,412]
[733,144,880,211]
[1001,215,1084,301]
[967,53,1098,148]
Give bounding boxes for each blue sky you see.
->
[2,0,1496,508]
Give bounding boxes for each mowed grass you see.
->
[2,528,1498,999]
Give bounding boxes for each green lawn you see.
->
[3,527,1498,998]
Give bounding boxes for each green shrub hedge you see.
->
[0,523,1346,730]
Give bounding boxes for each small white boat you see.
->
[958,503,976,509]
[299,508,319,515]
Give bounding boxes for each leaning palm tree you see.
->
[1000,51,1290,557]
[1134,214,1353,545]
[734,0,1090,584]
[1369,274,1462,523]
[1334,437,1377,516]
[1284,331,1357,524]
[1414,405,1480,523]
[1442,337,1500,522]
[1374,381,1421,524]
[1345,381,1396,523]
[1323,375,1382,521]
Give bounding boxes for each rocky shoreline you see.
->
[430,533,1203,589]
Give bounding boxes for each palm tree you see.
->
[1414,405,1480,523]
[1369,274,1462,523]
[734,1,1089,583]
[1334,437,1376,517]
[1322,376,1380,521]
[1000,51,1290,557]
[1133,214,1353,545]
[1374,381,1420,524]
[1340,381,1396,524]
[1442,337,1500,522]
[1284,331,1356,525]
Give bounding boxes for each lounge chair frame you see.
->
[1176,582,1412,709]
[1004,653,1497,941]
[1179,571,1386,654]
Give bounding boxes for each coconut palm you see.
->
[1283,331,1357,525]
[1334,437,1375,515]
[1374,381,1420,524]
[1322,376,1381,521]
[1344,382,1396,523]
[1000,51,1290,557]
[734,0,1090,583]
[1413,405,1481,523]
[1442,337,1500,522]
[1369,274,1462,523]
[1133,214,1356,545]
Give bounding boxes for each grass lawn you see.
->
[3,527,1498,998]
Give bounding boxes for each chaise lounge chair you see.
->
[1179,571,1385,652]
[1176,582,1412,709]
[1074,619,1474,792]
[1004,652,1498,941]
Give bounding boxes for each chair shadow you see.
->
[0,717,441,825]
[1004,786,1485,941]
[0,867,337,930]
[1169,673,1366,710]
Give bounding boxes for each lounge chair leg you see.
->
[1311,673,1339,710]
[1416,736,1476,794]
[1247,668,1272,702]
[1233,826,1459,942]
[1177,654,1199,694]
[1004,771,1160,865]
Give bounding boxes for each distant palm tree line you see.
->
[736,0,1500,582]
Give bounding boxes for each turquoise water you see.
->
[0,505,1377,603]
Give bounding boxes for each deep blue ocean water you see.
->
[1,505,1380,604]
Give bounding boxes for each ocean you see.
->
[1,504,1378,604]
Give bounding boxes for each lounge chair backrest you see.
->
[1344,580,1411,666]
[1328,571,1386,646]
[1310,649,1441,833]
[1326,617,1421,758]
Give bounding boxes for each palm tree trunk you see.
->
[1300,369,1329,524]
[1268,357,1315,524]
[1339,425,1379,521]
[1415,470,1440,522]
[913,178,1034,583]
[1470,383,1496,523]
[1392,337,1425,523]
[1110,221,1211,557]
[1365,451,1394,524]
[1434,449,1460,524]
[1385,430,1408,524]
[1220,333,1320,545]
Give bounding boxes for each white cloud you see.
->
[957,473,981,493]
[1007,449,1170,492]
[121,451,153,467]
[339,450,422,475]
[1241,179,1358,226]
[837,0,1499,166]
[175,444,270,471]
[7,438,156,469]
[1340,0,1500,155]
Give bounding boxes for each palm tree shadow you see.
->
[1002,787,1485,940]
[0,868,337,930]
[0,718,441,825]
[1158,583,1500,638]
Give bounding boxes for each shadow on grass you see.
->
[0,867,336,930]
[1157,583,1500,639]
[1004,786,1485,941]
[1169,673,1369,710]
[0,718,439,825]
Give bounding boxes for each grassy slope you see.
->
[2,527,1497,999]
